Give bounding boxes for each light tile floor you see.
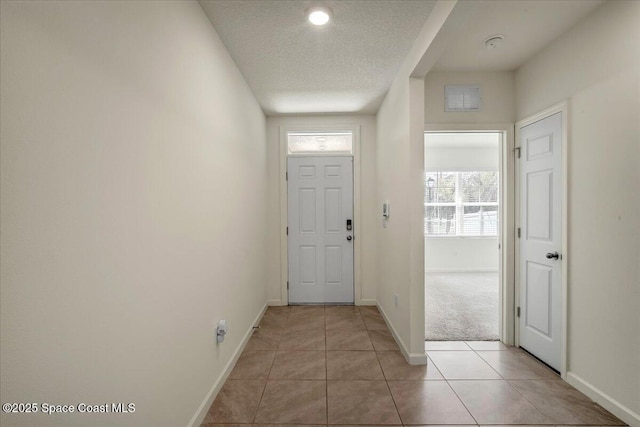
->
[201,305,625,426]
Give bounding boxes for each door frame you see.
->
[424,123,515,345]
[514,100,569,378]
[279,124,362,305]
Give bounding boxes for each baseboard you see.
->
[269,299,377,306]
[425,268,499,273]
[376,303,427,366]
[188,303,268,427]
[566,371,640,427]
[267,299,285,306]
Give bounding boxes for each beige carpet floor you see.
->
[425,272,499,341]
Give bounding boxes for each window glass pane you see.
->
[425,206,456,236]
[287,132,353,154]
[425,172,456,203]
[462,205,498,236]
[462,171,498,203]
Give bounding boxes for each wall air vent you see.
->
[444,85,482,112]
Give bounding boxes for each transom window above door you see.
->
[287,131,353,154]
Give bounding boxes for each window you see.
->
[425,171,498,237]
[287,131,353,154]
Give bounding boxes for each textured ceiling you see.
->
[432,0,604,71]
[199,0,436,115]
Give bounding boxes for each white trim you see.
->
[425,166,499,172]
[425,268,498,273]
[267,299,285,306]
[425,236,500,240]
[424,123,515,346]
[357,299,378,306]
[188,303,268,427]
[377,303,428,365]
[566,372,640,427]
[500,126,516,346]
[279,124,362,305]
[515,100,569,378]
[424,123,514,132]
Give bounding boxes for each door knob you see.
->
[346,236,352,241]
[546,252,560,260]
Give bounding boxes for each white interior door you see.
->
[518,112,563,371]
[288,156,354,304]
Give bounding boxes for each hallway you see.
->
[2,2,639,426]
[202,306,624,426]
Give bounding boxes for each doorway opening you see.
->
[424,132,502,342]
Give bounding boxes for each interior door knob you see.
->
[346,235,352,241]
[546,252,560,260]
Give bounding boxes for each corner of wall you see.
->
[377,303,427,365]
[188,304,268,427]
[566,372,640,427]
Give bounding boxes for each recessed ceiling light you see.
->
[484,34,504,50]
[307,6,331,26]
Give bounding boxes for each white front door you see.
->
[287,156,354,304]
[518,112,563,371]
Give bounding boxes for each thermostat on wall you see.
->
[445,85,482,112]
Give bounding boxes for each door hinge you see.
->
[514,146,521,158]
[286,171,288,181]
[286,226,288,235]
[517,307,521,318]
[517,227,521,238]
[287,281,289,290]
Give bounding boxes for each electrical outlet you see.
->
[394,293,398,307]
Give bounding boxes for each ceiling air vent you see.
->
[444,85,482,112]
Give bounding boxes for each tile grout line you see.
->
[381,361,404,425]
[217,309,619,427]
[503,378,561,424]
[428,347,505,381]
[250,308,289,424]
[443,377,480,426]
[324,316,329,426]
[472,345,562,382]
[473,347,506,380]
[371,310,403,425]
[425,354,445,379]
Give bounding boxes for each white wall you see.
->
[265,115,377,305]
[516,1,640,424]
[424,147,499,171]
[376,76,415,356]
[377,74,430,363]
[375,0,466,364]
[426,238,498,272]
[0,2,267,427]
[425,71,515,124]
